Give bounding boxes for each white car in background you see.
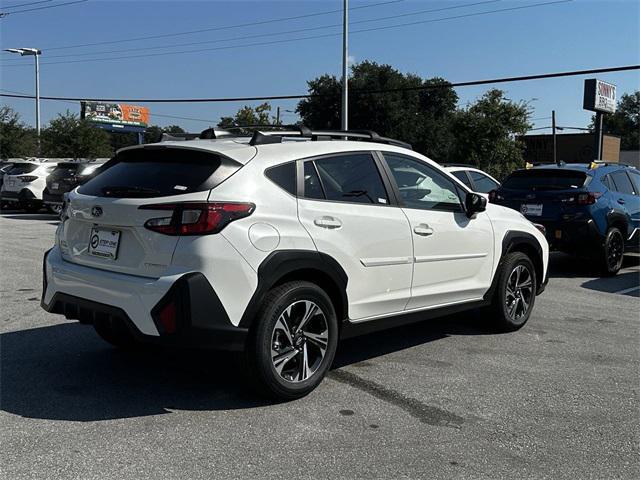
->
[0,161,58,212]
[443,164,500,197]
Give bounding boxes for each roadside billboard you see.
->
[583,79,617,114]
[81,101,150,127]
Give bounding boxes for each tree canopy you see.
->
[218,102,277,134]
[595,91,639,151]
[0,106,37,158]
[40,111,113,159]
[297,61,530,179]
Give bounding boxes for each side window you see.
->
[265,162,296,195]
[610,171,635,195]
[385,154,463,212]
[303,161,325,200]
[307,153,389,205]
[451,170,472,188]
[469,171,500,193]
[601,174,612,190]
[628,170,640,196]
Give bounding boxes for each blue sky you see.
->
[1,0,638,135]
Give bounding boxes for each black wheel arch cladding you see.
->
[239,250,349,329]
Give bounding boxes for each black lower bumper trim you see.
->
[42,275,247,351]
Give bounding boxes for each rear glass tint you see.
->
[6,163,38,175]
[51,163,81,177]
[78,148,230,198]
[265,162,296,195]
[502,169,587,191]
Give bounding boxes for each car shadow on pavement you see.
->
[548,252,640,278]
[0,312,493,422]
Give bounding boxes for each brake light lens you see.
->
[140,202,255,236]
[561,192,602,205]
[577,192,602,205]
[18,175,38,183]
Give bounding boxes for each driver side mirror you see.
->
[465,192,487,218]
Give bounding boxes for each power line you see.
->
[2,0,502,61]
[1,0,573,67]
[0,0,87,16]
[1,0,53,10]
[0,88,220,124]
[2,65,637,103]
[5,0,404,52]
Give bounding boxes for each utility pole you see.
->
[594,111,603,160]
[4,48,41,151]
[276,106,280,125]
[552,110,557,165]
[341,0,349,131]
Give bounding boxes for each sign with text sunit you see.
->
[583,79,616,114]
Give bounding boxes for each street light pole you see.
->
[4,47,42,150]
[341,0,349,131]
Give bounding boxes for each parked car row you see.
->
[0,159,107,213]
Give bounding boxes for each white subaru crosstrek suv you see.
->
[42,128,549,399]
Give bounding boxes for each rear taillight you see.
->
[18,175,38,183]
[139,202,255,236]
[577,192,602,205]
[562,192,602,205]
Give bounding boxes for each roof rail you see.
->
[248,126,412,149]
[160,128,236,142]
[439,163,474,168]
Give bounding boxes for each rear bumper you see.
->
[41,247,247,351]
[538,219,603,253]
[42,191,63,205]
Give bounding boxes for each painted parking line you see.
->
[613,285,640,295]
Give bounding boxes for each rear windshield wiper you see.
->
[101,185,161,197]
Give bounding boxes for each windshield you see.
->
[502,169,588,191]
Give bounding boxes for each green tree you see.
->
[593,91,639,150]
[41,111,113,159]
[144,124,186,143]
[451,89,531,180]
[296,61,458,161]
[0,106,38,159]
[218,102,276,134]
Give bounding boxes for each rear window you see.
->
[51,163,81,177]
[502,169,587,191]
[6,163,38,175]
[78,148,236,198]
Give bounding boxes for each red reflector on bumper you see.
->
[157,301,177,334]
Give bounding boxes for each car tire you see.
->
[245,281,338,400]
[600,227,624,277]
[93,317,138,349]
[489,252,537,332]
[47,204,63,215]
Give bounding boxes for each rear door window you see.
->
[610,170,635,195]
[305,153,389,205]
[501,170,587,191]
[469,171,500,193]
[451,170,472,188]
[78,148,239,198]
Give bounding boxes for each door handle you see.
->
[314,216,342,229]
[618,198,626,205]
[414,224,434,236]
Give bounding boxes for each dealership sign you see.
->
[583,79,617,114]
[81,101,150,127]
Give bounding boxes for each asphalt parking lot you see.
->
[1,210,638,480]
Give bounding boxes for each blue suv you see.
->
[490,163,640,276]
